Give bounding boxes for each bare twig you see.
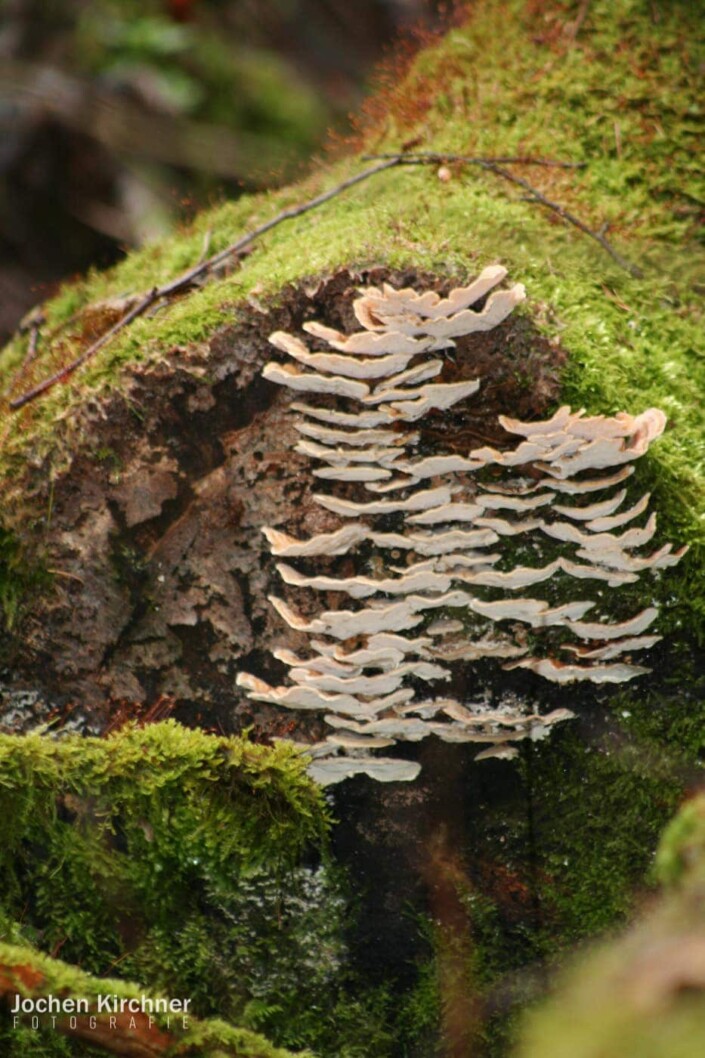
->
[363,151,588,169]
[10,291,158,410]
[369,152,643,278]
[47,568,85,583]
[480,160,643,278]
[564,0,592,43]
[7,147,640,412]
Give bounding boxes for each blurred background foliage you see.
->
[0,0,442,343]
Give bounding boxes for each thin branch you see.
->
[564,0,592,43]
[150,157,404,299]
[9,158,401,410]
[363,151,588,169]
[7,147,641,411]
[10,291,158,410]
[481,160,643,278]
[370,152,642,278]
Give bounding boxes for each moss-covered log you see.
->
[0,2,703,1056]
[0,0,703,707]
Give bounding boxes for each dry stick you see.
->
[363,151,588,169]
[482,160,643,278]
[370,152,643,278]
[9,158,401,410]
[9,150,639,410]
[9,289,157,410]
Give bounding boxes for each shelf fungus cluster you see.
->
[236,266,687,785]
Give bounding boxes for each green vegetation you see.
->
[370,652,705,1057]
[0,528,50,632]
[0,939,312,1058]
[0,722,383,1056]
[655,790,705,888]
[0,719,327,888]
[513,792,705,1058]
[74,0,327,159]
[0,3,703,1055]
[0,722,396,1055]
[0,721,401,1055]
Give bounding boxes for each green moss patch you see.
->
[0,722,396,1056]
[514,791,705,1058]
[0,939,310,1058]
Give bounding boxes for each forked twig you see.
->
[365,151,643,278]
[485,161,642,277]
[7,149,641,411]
[363,151,588,169]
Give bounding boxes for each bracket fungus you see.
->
[237,266,687,785]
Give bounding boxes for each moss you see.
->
[0,527,51,632]
[396,950,442,1057]
[0,722,396,1057]
[385,655,705,1057]
[525,726,678,948]
[0,721,327,905]
[75,0,328,175]
[0,721,324,980]
[513,795,705,1058]
[512,645,705,953]
[654,793,705,888]
[0,939,309,1058]
[0,5,704,1053]
[513,935,705,1058]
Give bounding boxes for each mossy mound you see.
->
[0,723,396,1055]
[0,3,703,1057]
